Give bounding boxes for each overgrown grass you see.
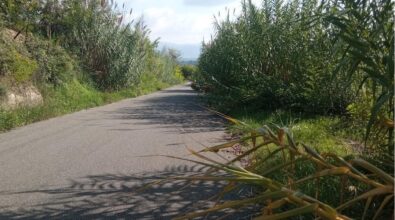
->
[167,119,394,219]
[0,78,172,132]
[226,108,362,156]
[186,108,391,219]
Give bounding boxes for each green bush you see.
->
[181,65,197,79]
[196,0,382,115]
[25,36,76,85]
[0,30,75,86]
[55,0,150,90]
[9,50,37,82]
[0,30,37,83]
[143,47,184,87]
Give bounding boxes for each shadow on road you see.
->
[0,165,258,219]
[107,90,226,134]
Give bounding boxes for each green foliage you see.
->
[52,0,180,90]
[198,0,355,114]
[346,96,374,138]
[0,28,75,85]
[164,117,394,219]
[0,0,182,91]
[174,1,394,218]
[138,73,169,94]
[25,36,76,85]
[180,65,197,79]
[0,0,41,34]
[0,29,37,82]
[229,109,355,155]
[53,0,139,89]
[173,67,184,83]
[197,0,394,155]
[143,47,184,86]
[9,50,37,82]
[325,0,394,154]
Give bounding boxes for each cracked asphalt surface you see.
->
[0,84,235,219]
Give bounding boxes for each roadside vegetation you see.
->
[179,0,394,219]
[181,64,198,80]
[0,0,183,132]
[193,0,393,154]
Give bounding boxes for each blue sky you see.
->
[115,0,261,60]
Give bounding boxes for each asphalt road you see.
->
[0,84,231,219]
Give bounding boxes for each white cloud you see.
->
[116,0,263,58]
[132,7,215,44]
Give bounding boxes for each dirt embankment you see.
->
[0,85,43,109]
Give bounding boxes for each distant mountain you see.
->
[158,42,201,61]
[179,59,198,65]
